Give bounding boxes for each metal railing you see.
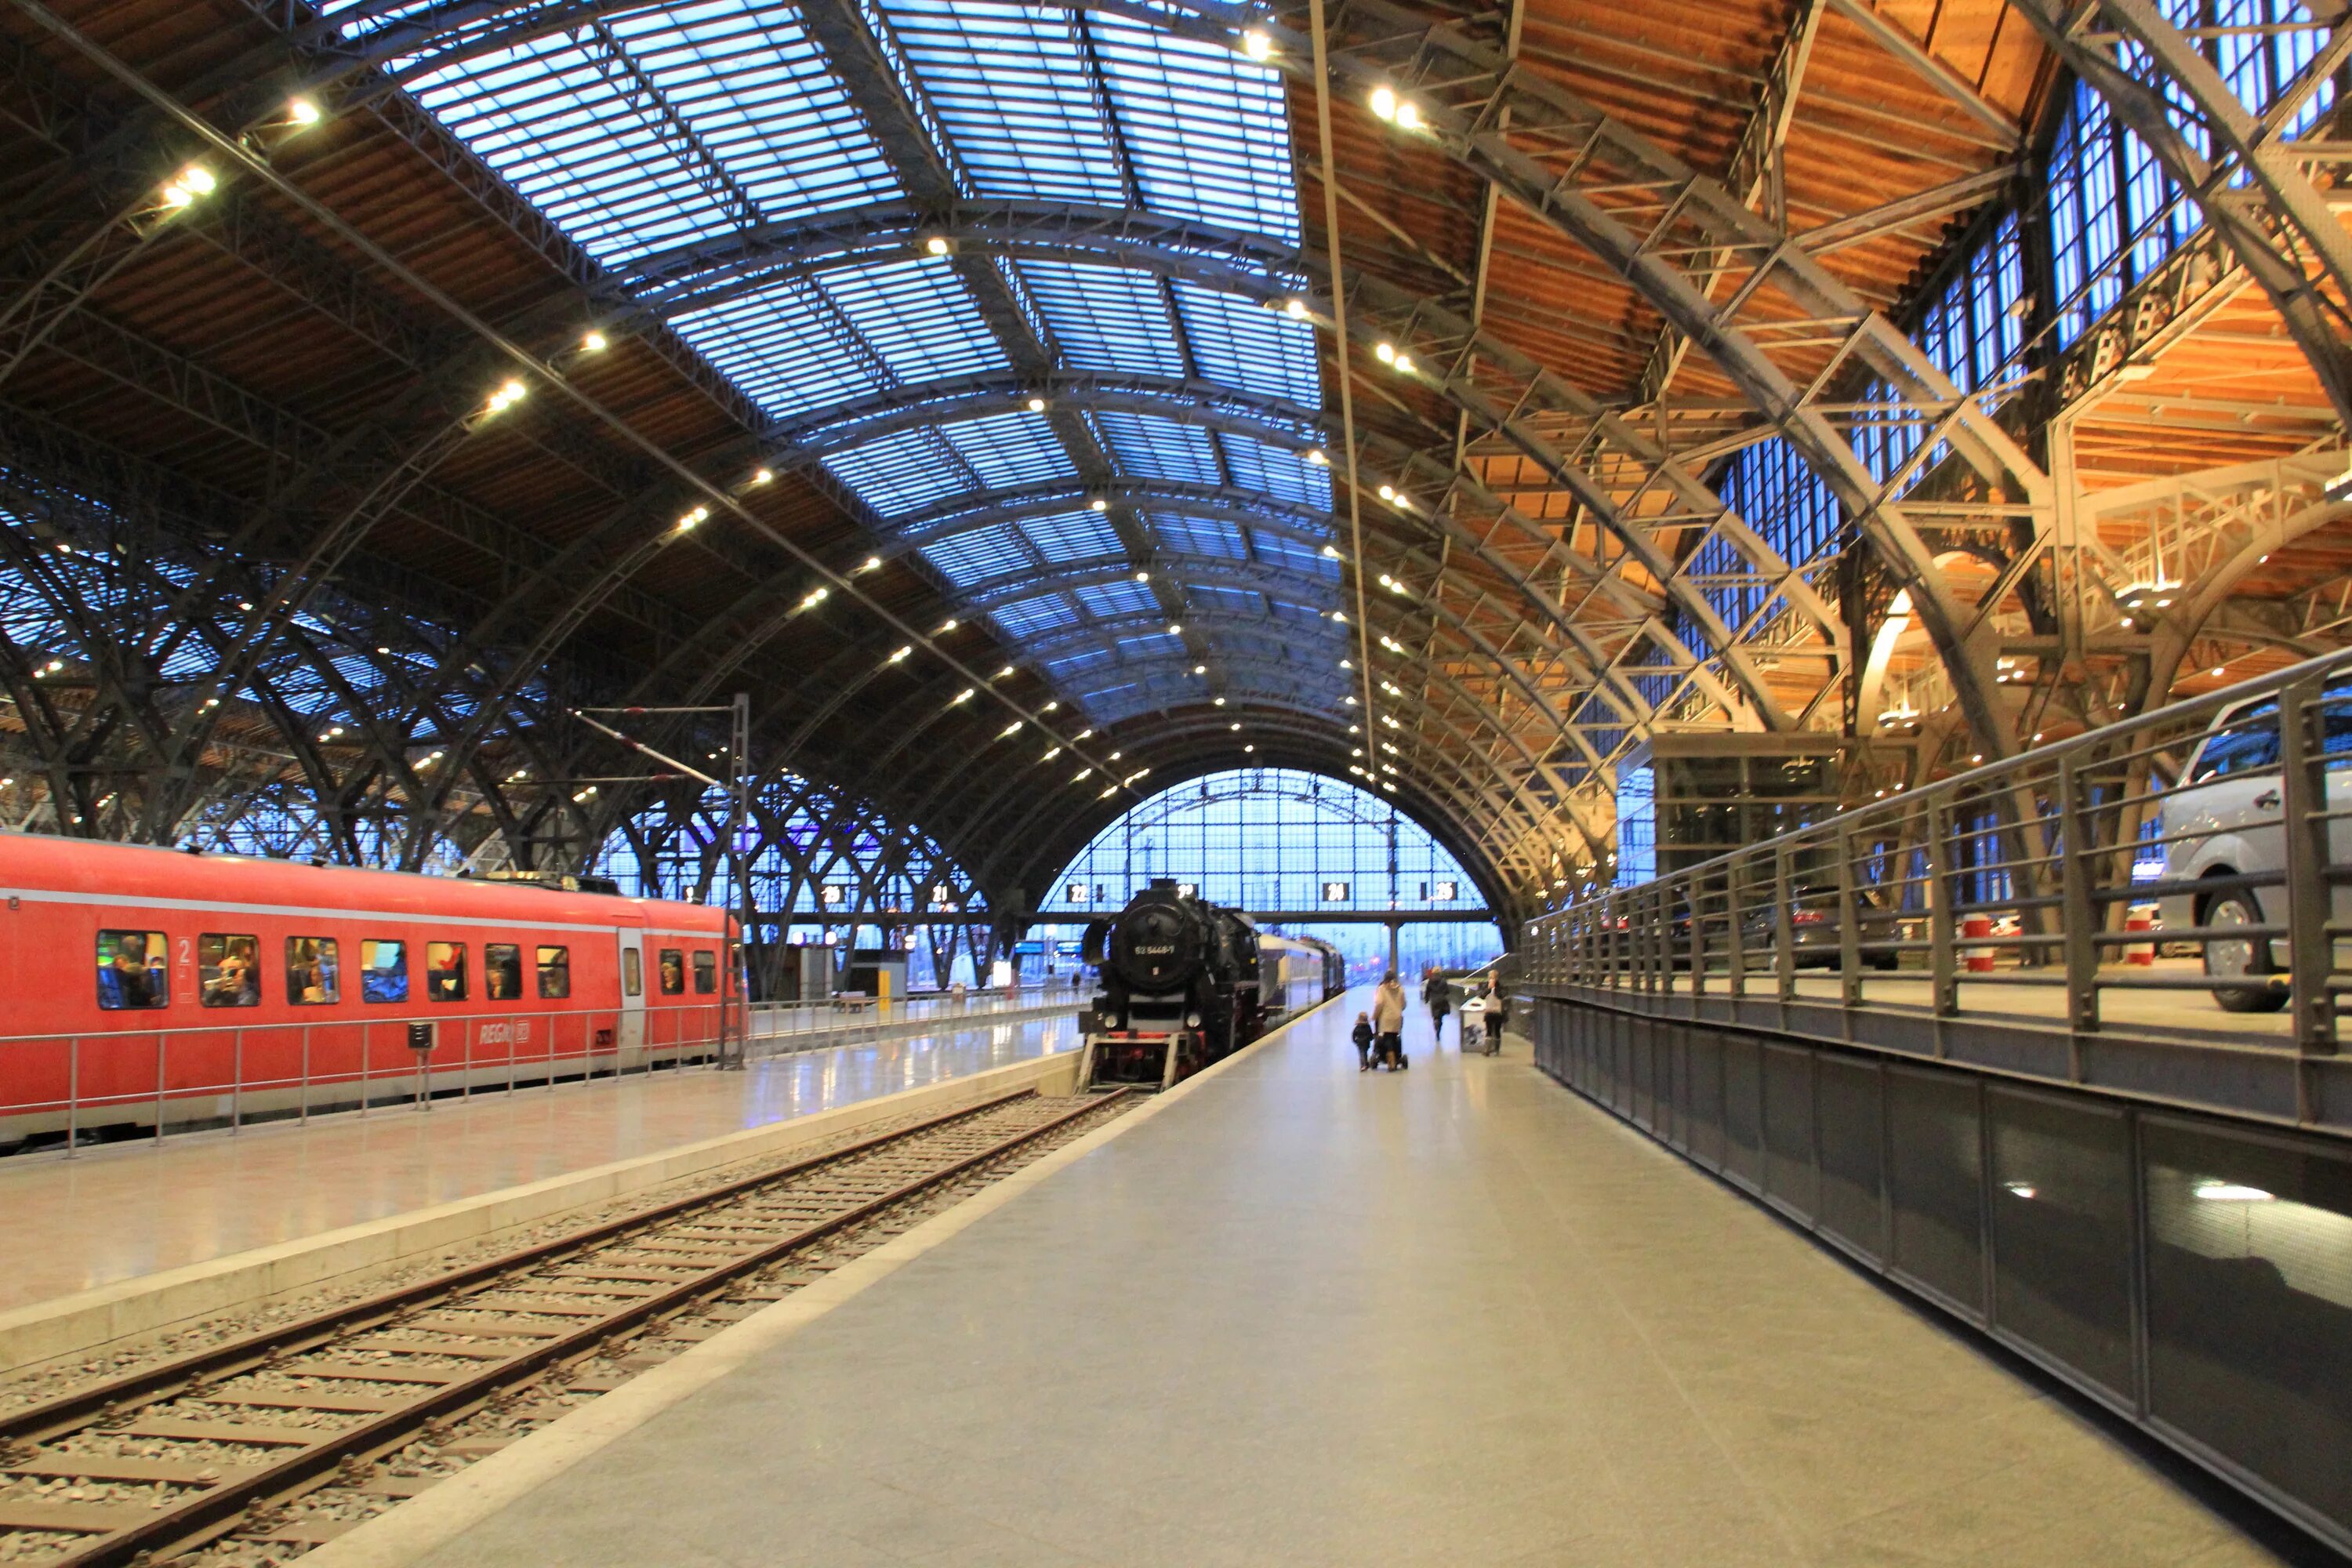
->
[742,984,1086,1055]
[1522,646,2352,1124]
[0,1003,731,1156]
[0,983,1098,1158]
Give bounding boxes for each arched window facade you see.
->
[1036,768,1500,982]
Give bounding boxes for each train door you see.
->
[615,928,646,1066]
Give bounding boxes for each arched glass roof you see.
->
[324,0,1343,724]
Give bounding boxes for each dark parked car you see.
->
[1740,889,1905,971]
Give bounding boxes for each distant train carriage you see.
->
[0,835,736,1152]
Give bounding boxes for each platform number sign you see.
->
[1321,881,1348,902]
[1065,882,1088,904]
[1435,880,1457,902]
[1176,881,1197,896]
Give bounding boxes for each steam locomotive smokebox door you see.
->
[406,1022,434,1054]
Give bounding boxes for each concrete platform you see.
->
[0,1015,1080,1370]
[359,990,2296,1568]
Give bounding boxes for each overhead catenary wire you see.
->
[8,0,1146,802]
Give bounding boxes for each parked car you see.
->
[2155,688,2352,1011]
[1738,888,1904,971]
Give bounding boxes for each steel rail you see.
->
[3,1084,1125,1566]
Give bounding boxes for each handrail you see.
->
[1522,644,2352,1116]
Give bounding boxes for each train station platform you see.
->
[342,989,2296,1568]
[0,1014,1081,1372]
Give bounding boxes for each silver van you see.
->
[2157,689,2351,1011]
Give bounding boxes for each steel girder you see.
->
[601,198,1842,710]
[756,370,1717,736]
[1171,0,2051,757]
[2006,0,2352,427]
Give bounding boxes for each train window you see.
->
[622,946,642,997]
[536,946,571,1000]
[691,950,716,994]
[96,930,169,1010]
[658,949,684,995]
[484,943,524,1003]
[286,936,340,1004]
[198,934,262,1008]
[426,942,467,1003]
[361,939,408,1004]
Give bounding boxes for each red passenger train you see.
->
[0,834,737,1153]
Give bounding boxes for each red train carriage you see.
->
[0,835,737,1152]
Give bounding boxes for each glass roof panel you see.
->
[942,412,1076,491]
[1016,263,1185,377]
[1172,283,1321,409]
[673,275,884,419]
[1074,580,1157,619]
[1221,434,1332,512]
[1092,412,1222,485]
[878,0,1127,205]
[920,523,1033,585]
[1020,509,1127,564]
[815,260,1009,391]
[1089,20,1300,241]
[823,427,978,516]
[366,1,903,265]
[1147,511,1250,561]
[989,597,1080,639]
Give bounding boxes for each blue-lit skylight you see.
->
[1074,580,1157,620]
[380,2,903,265]
[1021,509,1127,564]
[1093,412,1224,485]
[333,0,1322,722]
[1149,513,1251,561]
[1018,263,1189,377]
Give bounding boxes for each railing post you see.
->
[65,1036,78,1159]
[1774,845,1795,1003]
[2278,672,2338,1057]
[231,1027,243,1134]
[154,1032,165,1145]
[1837,827,1861,1007]
[2059,754,2101,1040]
[1927,800,1958,1022]
[1688,876,1707,1005]
[301,1024,311,1124]
[1726,858,1748,1000]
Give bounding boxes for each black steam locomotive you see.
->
[1077,880,1325,1090]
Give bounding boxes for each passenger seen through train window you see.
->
[96,930,169,1010]
[659,949,684,995]
[485,943,523,1002]
[199,934,261,1007]
[286,937,339,1004]
[426,942,467,1002]
[361,939,408,1004]
[691,950,716,994]
[537,946,570,1000]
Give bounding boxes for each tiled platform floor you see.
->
[408,990,2296,1567]
[0,1015,1079,1312]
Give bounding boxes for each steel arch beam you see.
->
[2006,0,2352,426]
[762,372,1704,730]
[602,198,1833,710]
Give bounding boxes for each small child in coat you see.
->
[1352,1011,1376,1073]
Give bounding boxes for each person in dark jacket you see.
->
[1350,1011,1376,1073]
[1421,967,1450,1046]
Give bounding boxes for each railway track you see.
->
[0,1087,1129,1566]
